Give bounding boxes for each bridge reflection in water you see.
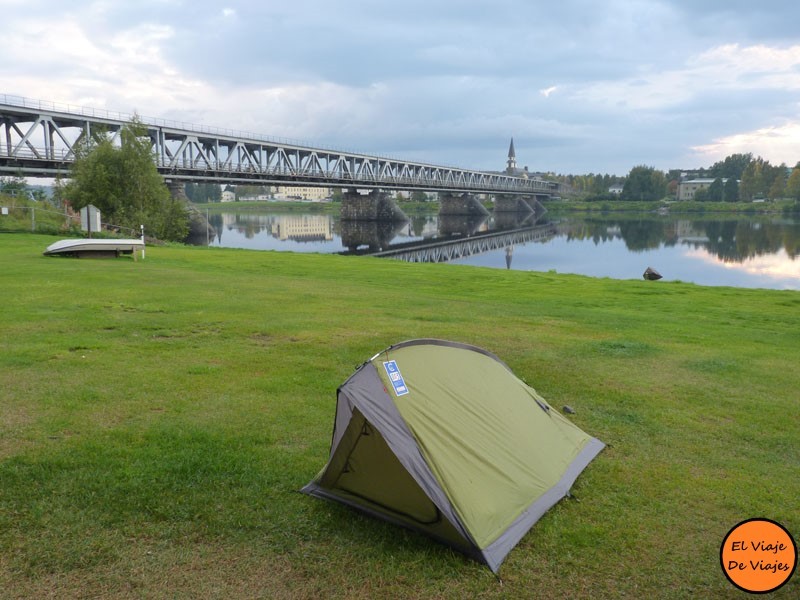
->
[340,211,556,267]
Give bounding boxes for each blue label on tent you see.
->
[383,360,409,396]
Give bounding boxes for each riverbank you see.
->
[1,234,797,598]
[543,198,799,215]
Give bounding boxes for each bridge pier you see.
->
[495,194,547,216]
[494,194,534,213]
[523,195,548,214]
[439,193,490,217]
[341,190,408,222]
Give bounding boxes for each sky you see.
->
[2,0,800,175]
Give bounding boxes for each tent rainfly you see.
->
[301,339,605,573]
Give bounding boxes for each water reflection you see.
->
[340,220,410,252]
[205,210,800,289]
[560,217,800,263]
[211,212,333,243]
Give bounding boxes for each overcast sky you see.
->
[2,0,799,175]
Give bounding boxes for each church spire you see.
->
[506,137,517,174]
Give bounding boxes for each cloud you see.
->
[691,122,800,166]
[686,247,800,289]
[540,86,558,98]
[2,1,800,175]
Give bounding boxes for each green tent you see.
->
[302,339,604,572]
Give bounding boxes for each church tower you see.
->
[506,137,517,175]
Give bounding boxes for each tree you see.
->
[709,153,752,180]
[739,158,765,201]
[185,183,221,203]
[707,178,724,202]
[410,190,429,202]
[667,179,679,196]
[723,177,739,202]
[621,165,667,201]
[64,117,188,241]
[768,170,786,200]
[786,168,800,200]
[0,174,28,196]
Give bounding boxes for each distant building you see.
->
[221,190,236,203]
[609,183,624,195]
[677,178,729,201]
[273,186,331,201]
[505,138,530,178]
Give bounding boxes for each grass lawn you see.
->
[1,233,798,599]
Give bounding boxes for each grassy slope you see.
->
[0,234,797,599]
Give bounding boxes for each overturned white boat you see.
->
[44,238,144,258]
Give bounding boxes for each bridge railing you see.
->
[0,94,440,166]
[1,95,565,195]
[1,144,562,194]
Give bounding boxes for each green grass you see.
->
[0,195,79,235]
[1,233,798,599]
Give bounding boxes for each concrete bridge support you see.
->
[341,190,408,222]
[494,194,535,213]
[493,194,547,230]
[524,195,549,213]
[439,193,490,217]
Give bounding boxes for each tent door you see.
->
[330,412,441,525]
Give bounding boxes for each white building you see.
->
[273,186,331,202]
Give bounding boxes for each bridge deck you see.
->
[1,95,563,196]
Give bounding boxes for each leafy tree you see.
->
[622,165,667,201]
[723,177,739,202]
[64,117,188,241]
[768,170,786,200]
[709,153,752,180]
[738,158,788,201]
[410,190,429,202]
[667,179,679,196]
[0,175,28,196]
[234,184,270,200]
[693,188,710,202]
[786,168,800,200]
[185,183,221,203]
[707,178,724,202]
[739,158,766,201]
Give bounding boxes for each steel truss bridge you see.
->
[1,95,562,196]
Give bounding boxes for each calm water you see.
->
[205,211,800,290]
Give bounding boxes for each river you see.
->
[203,209,800,290]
